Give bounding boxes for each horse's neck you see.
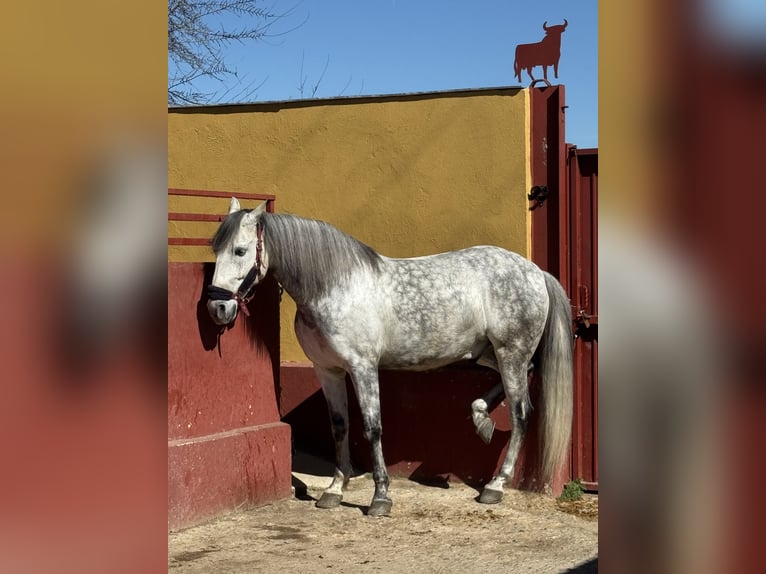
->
[267,243,319,308]
[263,215,380,307]
[270,266,306,306]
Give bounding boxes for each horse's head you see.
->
[206,197,269,325]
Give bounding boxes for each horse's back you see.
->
[437,246,549,336]
[385,245,545,304]
[376,246,548,368]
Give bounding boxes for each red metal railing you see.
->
[168,188,275,247]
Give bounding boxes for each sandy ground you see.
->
[169,469,598,574]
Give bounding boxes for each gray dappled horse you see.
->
[207,199,573,516]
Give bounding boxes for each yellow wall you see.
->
[169,88,531,362]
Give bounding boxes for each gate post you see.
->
[529,86,571,495]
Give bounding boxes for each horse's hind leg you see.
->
[479,348,532,504]
[471,383,503,444]
[315,366,352,509]
[471,348,533,444]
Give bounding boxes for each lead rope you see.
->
[216,325,225,357]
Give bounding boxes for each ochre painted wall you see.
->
[169,88,531,362]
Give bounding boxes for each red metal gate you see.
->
[568,146,598,490]
[530,86,598,491]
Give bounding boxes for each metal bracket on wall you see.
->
[528,185,549,210]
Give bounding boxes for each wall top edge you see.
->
[168,85,528,113]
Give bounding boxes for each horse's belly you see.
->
[378,332,489,371]
[380,283,489,370]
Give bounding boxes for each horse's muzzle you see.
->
[207,298,238,325]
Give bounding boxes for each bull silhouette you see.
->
[514,20,568,86]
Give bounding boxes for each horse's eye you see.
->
[234,247,247,257]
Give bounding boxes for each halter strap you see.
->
[206,221,264,317]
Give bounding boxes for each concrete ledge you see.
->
[168,422,292,531]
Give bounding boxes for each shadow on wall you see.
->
[242,274,281,405]
[195,263,230,352]
[195,263,280,360]
[195,263,282,403]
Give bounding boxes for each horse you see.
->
[206,198,573,516]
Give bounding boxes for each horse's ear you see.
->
[228,197,241,214]
[253,201,268,217]
[242,201,268,229]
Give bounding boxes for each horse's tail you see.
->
[538,272,574,485]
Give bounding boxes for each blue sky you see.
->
[183,0,598,148]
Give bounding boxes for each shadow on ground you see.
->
[563,557,598,573]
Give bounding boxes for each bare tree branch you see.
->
[338,75,353,97]
[298,49,307,98]
[297,50,332,99]
[168,0,304,105]
[311,55,330,97]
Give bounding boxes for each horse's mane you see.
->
[213,210,382,302]
[264,213,382,301]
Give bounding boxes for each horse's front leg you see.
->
[315,366,352,509]
[349,363,391,517]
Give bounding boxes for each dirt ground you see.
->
[169,470,598,574]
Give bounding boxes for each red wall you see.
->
[168,263,291,530]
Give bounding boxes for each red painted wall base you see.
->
[168,263,290,530]
[168,422,291,531]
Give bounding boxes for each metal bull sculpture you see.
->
[514,20,568,86]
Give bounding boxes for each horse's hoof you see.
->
[475,418,495,444]
[367,498,392,517]
[478,487,503,504]
[316,492,343,509]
